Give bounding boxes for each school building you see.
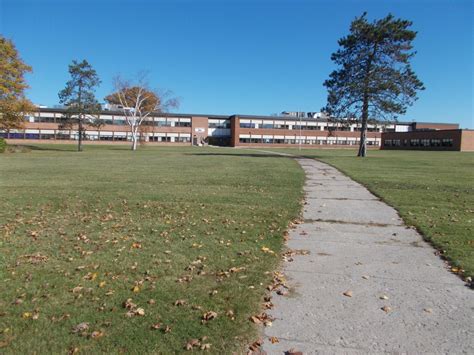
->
[1,107,469,151]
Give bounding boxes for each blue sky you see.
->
[1,0,473,128]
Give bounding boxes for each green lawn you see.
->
[0,145,304,353]
[268,148,474,280]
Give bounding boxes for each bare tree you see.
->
[105,73,179,151]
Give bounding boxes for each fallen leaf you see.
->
[343,290,353,297]
[381,306,392,313]
[423,308,433,313]
[250,316,261,324]
[135,308,145,316]
[22,312,32,319]
[379,295,389,300]
[72,322,89,333]
[226,310,235,320]
[248,338,264,351]
[90,330,104,339]
[132,242,142,249]
[269,336,279,344]
[72,286,84,293]
[174,299,187,306]
[202,311,217,322]
[150,323,162,330]
[200,343,212,350]
[185,338,200,350]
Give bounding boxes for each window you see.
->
[176,136,190,142]
[176,121,191,127]
[410,139,420,146]
[157,120,171,127]
[37,116,56,123]
[209,120,230,128]
[40,134,54,140]
[442,138,453,147]
[384,139,392,147]
[240,123,255,128]
[274,123,289,129]
[261,123,274,129]
[421,139,430,147]
[431,139,441,147]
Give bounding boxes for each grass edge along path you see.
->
[261,148,474,282]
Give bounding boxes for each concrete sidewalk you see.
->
[262,158,473,354]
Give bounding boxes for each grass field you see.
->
[269,148,474,280]
[0,145,304,353]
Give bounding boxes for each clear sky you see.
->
[1,0,473,128]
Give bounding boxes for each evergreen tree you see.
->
[58,60,101,151]
[323,13,425,156]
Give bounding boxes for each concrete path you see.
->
[262,158,474,354]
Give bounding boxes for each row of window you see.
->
[208,122,230,129]
[239,122,381,132]
[239,138,379,145]
[26,116,192,127]
[384,138,454,147]
[0,131,191,143]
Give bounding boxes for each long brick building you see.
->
[1,107,467,150]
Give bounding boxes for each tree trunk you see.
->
[131,127,138,151]
[357,95,369,157]
[78,118,83,152]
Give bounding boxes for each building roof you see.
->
[36,107,457,127]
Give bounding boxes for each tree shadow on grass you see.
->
[186,152,295,159]
[16,144,74,152]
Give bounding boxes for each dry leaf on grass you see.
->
[202,311,217,323]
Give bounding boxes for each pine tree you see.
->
[58,60,101,151]
[323,13,425,157]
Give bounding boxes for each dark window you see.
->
[240,123,255,128]
[442,138,453,147]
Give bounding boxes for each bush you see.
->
[0,138,6,153]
